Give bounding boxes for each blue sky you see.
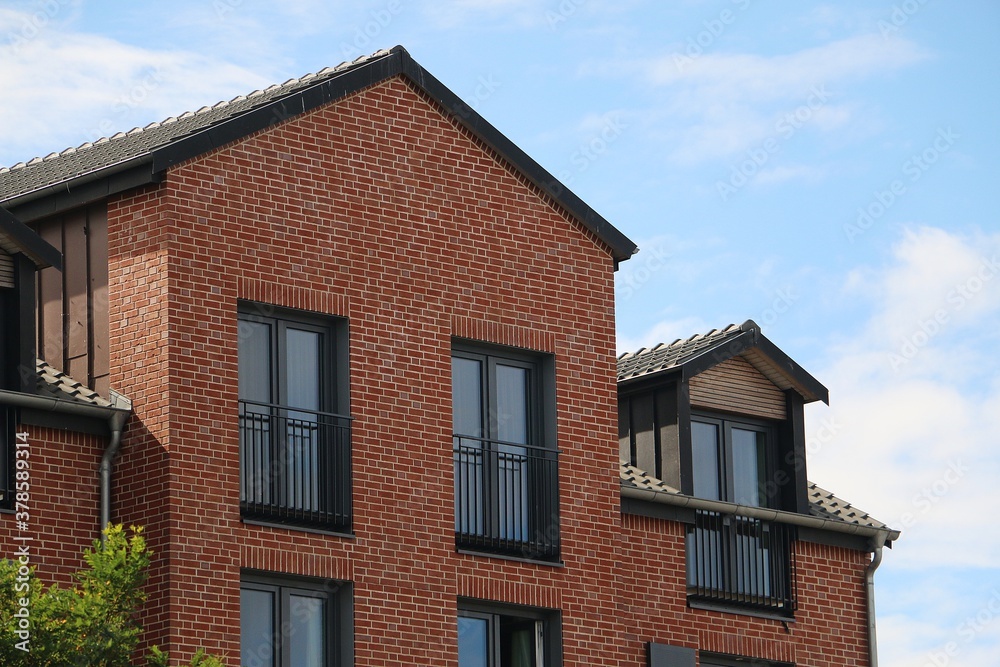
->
[2,1,998,663]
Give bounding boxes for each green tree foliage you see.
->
[0,525,224,667]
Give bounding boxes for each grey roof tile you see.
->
[807,481,893,532]
[35,358,113,408]
[0,50,394,203]
[617,323,744,382]
[621,460,895,536]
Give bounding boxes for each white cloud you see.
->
[809,226,1000,573]
[614,33,928,164]
[0,12,273,166]
[648,34,926,93]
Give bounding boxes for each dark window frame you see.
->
[458,598,562,667]
[237,302,351,532]
[452,340,560,562]
[0,407,13,511]
[241,571,353,667]
[690,411,777,509]
[687,412,796,617]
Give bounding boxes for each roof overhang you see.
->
[1,46,638,264]
[619,320,829,404]
[0,206,61,270]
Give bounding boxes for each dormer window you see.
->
[618,321,830,618]
[691,415,771,507]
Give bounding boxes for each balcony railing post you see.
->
[687,509,796,615]
[454,435,560,560]
[239,399,352,531]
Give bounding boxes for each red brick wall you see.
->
[0,71,873,666]
[104,75,624,665]
[619,513,872,666]
[0,426,103,585]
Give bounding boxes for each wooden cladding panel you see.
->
[32,203,110,396]
[0,250,13,289]
[689,355,786,420]
[619,383,682,489]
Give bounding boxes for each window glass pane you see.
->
[288,594,326,667]
[285,328,322,511]
[495,365,528,445]
[241,588,275,667]
[454,357,483,438]
[239,320,272,404]
[691,422,720,500]
[731,428,766,507]
[500,616,539,667]
[458,616,489,667]
[285,328,321,412]
[496,364,529,541]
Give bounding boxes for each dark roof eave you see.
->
[0,206,62,270]
[621,483,900,544]
[2,46,637,264]
[394,48,637,263]
[621,320,829,404]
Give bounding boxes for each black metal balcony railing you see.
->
[454,436,560,561]
[239,399,352,531]
[686,510,797,615]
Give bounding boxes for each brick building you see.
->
[0,46,897,666]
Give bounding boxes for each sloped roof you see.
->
[0,50,394,203]
[620,460,898,542]
[35,359,114,408]
[617,323,743,382]
[807,481,894,533]
[0,46,637,263]
[0,207,60,269]
[617,319,829,404]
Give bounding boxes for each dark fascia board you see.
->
[6,161,162,223]
[0,206,62,270]
[679,320,828,404]
[394,48,637,264]
[3,46,637,265]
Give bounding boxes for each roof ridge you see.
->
[0,48,397,175]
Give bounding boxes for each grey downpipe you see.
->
[0,389,131,542]
[99,409,130,540]
[866,532,887,667]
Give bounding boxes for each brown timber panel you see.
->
[64,209,89,382]
[0,250,13,289]
[31,203,110,396]
[690,355,786,420]
[88,207,110,396]
[37,220,64,364]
